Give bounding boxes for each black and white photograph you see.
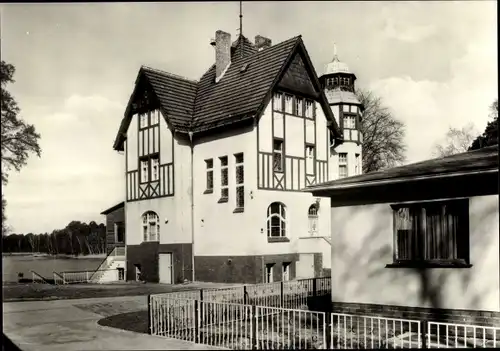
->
[1,1,498,350]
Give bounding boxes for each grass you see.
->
[98,310,149,334]
[2,281,239,302]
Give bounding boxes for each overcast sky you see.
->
[1,1,497,234]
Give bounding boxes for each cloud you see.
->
[3,94,125,233]
[368,27,497,164]
[383,19,436,43]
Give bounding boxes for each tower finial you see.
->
[239,1,243,58]
[333,42,338,61]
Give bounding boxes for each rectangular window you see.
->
[273,92,283,111]
[273,139,283,172]
[305,144,315,175]
[305,100,314,119]
[139,113,148,128]
[151,156,159,181]
[355,154,360,175]
[285,94,293,114]
[235,153,244,209]
[140,159,149,183]
[392,200,469,265]
[282,262,290,282]
[295,97,303,116]
[115,222,125,243]
[343,115,356,129]
[339,153,348,178]
[265,264,274,283]
[333,77,339,85]
[205,159,214,192]
[150,110,159,125]
[220,156,229,200]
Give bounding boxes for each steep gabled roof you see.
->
[113,67,198,150]
[113,34,343,150]
[191,35,301,131]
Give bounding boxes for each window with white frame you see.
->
[273,92,283,111]
[235,153,244,209]
[305,100,314,119]
[305,144,315,175]
[355,154,361,175]
[265,263,274,283]
[142,211,160,242]
[273,139,283,172]
[267,202,286,237]
[220,156,229,200]
[391,199,469,265]
[295,97,303,116]
[139,113,148,128]
[308,204,318,236]
[285,94,293,114]
[140,159,149,183]
[205,159,213,192]
[282,262,290,281]
[339,153,348,178]
[151,156,159,181]
[150,110,159,125]
[343,115,356,129]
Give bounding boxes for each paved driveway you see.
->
[3,295,222,350]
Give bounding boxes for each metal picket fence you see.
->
[148,276,500,349]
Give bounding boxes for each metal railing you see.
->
[148,277,500,350]
[427,321,500,348]
[31,270,50,284]
[330,313,421,349]
[53,271,65,285]
[59,269,118,284]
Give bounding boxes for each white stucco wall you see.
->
[330,195,500,312]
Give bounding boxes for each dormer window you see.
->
[343,115,356,129]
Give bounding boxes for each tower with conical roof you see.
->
[320,44,363,179]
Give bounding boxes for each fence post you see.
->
[280,281,284,307]
[86,271,89,282]
[313,277,317,297]
[251,305,257,350]
[420,319,428,349]
[244,285,248,305]
[147,294,152,335]
[194,299,199,343]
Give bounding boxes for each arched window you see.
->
[142,211,160,242]
[308,204,318,236]
[267,202,286,237]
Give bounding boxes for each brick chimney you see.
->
[255,35,272,51]
[211,30,232,82]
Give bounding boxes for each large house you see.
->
[308,145,500,326]
[104,31,364,284]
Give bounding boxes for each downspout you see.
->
[188,131,195,282]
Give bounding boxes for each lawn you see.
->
[2,281,239,302]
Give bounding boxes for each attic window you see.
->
[240,63,250,72]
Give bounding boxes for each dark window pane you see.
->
[220,156,228,167]
[236,186,244,208]
[221,168,228,186]
[236,165,244,184]
[221,187,228,198]
[207,171,213,189]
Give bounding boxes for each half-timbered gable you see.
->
[256,41,337,192]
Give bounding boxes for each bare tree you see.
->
[469,99,498,151]
[355,89,407,173]
[432,123,477,158]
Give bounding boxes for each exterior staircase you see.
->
[89,247,125,283]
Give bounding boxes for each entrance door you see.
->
[295,253,315,279]
[159,253,173,284]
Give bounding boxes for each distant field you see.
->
[2,254,105,282]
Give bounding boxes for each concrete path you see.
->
[3,295,222,350]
